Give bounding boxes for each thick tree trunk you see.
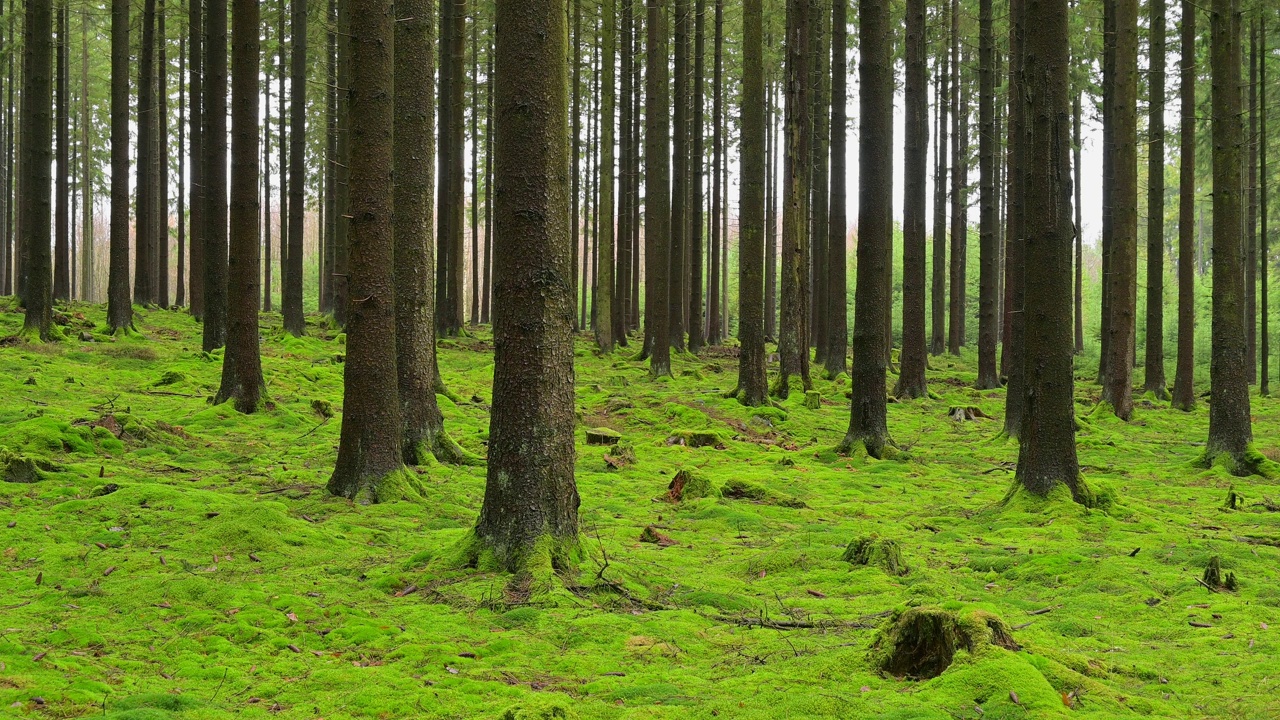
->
[1143,0,1168,398]
[644,0,672,376]
[1172,0,1196,410]
[20,0,52,339]
[975,0,998,388]
[283,0,306,334]
[774,0,811,398]
[332,0,351,326]
[840,0,891,456]
[216,0,265,413]
[188,0,204,317]
[107,0,132,332]
[597,0,616,352]
[53,1,68,303]
[1203,0,1255,472]
[471,0,580,573]
[823,0,848,379]
[1103,0,1138,420]
[1002,0,1027,436]
[1016,0,1085,502]
[736,0,767,406]
[896,0,926,396]
[203,0,230,350]
[328,0,407,500]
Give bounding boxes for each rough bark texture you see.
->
[156,2,169,308]
[135,0,156,306]
[187,0,203,317]
[1143,0,1168,399]
[1016,0,1086,502]
[1002,0,1026,437]
[896,0,927,397]
[107,0,131,332]
[1103,0,1138,420]
[283,0,306,335]
[840,0,890,457]
[327,0,406,501]
[823,0,848,379]
[595,0,616,352]
[975,0,998,389]
[687,0,705,352]
[644,0,672,377]
[53,2,68,303]
[808,0,829,363]
[471,0,580,573]
[202,0,229,351]
[1246,22,1257,382]
[332,0,351,326]
[615,0,633,344]
[1074,91,1083,353]
[931,10,948,358]
[19,0,51,339]
[774,0,811,398]
[735,0,767,406]
[1204,0,1254,471]
[436,0,466,337]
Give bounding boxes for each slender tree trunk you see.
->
[735,0,767,405]
[1144,0,1168,398]
[203,0,230,350]
[645,0,672,376]
[570,0,580,331]
[442,0,466,335]
[765,75,778,342]
[107,0,132,332]
[839,0,890,456]
[320,0,336,313]
[1098,0,1116,385]
[630,2,642,334]
[706,0,721,345]
[0,0,7,300]
[1003,0,1027,436]
[263,29,273,312]
[687,0,705,352]
[469,16,479,327]
[276,6,286,306]
[1246,20,1257,382]
[332,0,351,326]
[470,0,580,572]
[615,0,633,344]
[596,0,616,351]
[897,0,927,396]
[1074,90,1083,353]
[177,29,186,307]
[774,0,811,398]
[282,0,306,334]
[81,8,92,302]
[156,0,169,308]
[947,0,965,355]
[136,0,157,306]
[20,0,53,338]
[482,38,493,325]
[808,0,829,362]
[1172,0,1197,410]
[1016,0,1085,502]
[1103,0,1138,420]
[823,0,848,378]
[931,13,948,357]
[669,0,689,351]
[1260,16,1268,398]
[188,0,204,317]
[53,0,68,303]
[975,0,998,388]
[1204,0,1255,472]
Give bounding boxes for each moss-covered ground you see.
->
[3,298,1280,719]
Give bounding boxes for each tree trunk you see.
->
[765,74,778,342]
[321,0,336,313]
[569,0,580,331]
[469,16,479,327]
[596,0,616,351]
[1016,0,1085,502]
[1098,0,1115,385]
[469,0,580,573]
[81,7,93,302]
[1103,0,1138,420]
[177,29,186,307]
[156,0,169,308]
[975,0,998,388]
[188,0,204,317]
[333,0,351,326]
[823,0,848,379]
[20,0,52,338]
[687,0,705,352]
[53,0,68,303]
[1172,0,1196,410]
[1143,0,1168,398]
[735,0,767,406]
[644,0,672,376]
[482,38,494,325]
[931,9,948,357]
[1203,0,1255,472]
[1246,20,1257,383]
[840,0,890,456]
[283,0,306,334]
[107,0,132,332]
[1073,91,1083,353]
[775,0,811,398]
[1003,0,1027,436]
[615,0,633,344]
[897,0,927,396]
[203,0,230,350]
[216,0,265,413]
[808,0,829,363]
[947,0,965,356]
[1259,16,1268,398]
[328,0,407,500]
[630,3,642,334]
[706,0,721,345]
[669,0,689,351]
[136,0,157,306]
[263,23,274,312]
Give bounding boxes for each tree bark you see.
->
[1260,16,1268,398]
[282,0,306,334]
[471,0,580,573]
[1016,0,1086,502]
[107,0,132,332]
[774,0,811,398]
[1246,20,1257,382]
[1143,0,1168,398]
[1074,91,1083,353]
[808,0,829,363]
[687,0,705,352]
[1002,0,1027,436]
[644,0,672,376]
[53,0,68,303]
[135,0,157,306]
[765,74,778,342]
[156,0,169,308]
[839,0,890,456]
[597,0,617,352]
[332,0,351,326]
[896,0,927,396]
[19,0,52,339]
[669,0,689,351]
[1103,0,1138,420]
[947,0,965,355]
[81,8,93,302]
[202,0,229,350]
[975,0,998,388]
[735,0,768,406]
[1172,0,1196,410]
[188,0,204,317]
[615,0,633,343]
[823,0,848,379]
[931,7,948,357]
[328,0,406,500]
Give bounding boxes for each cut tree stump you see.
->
[586,427,622,446]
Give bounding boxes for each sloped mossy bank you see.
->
[1,300,1279,718]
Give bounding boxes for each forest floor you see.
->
[2,299,1280,720]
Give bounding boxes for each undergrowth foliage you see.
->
[2,299,1280,718]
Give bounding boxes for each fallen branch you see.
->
[1026,605,1061,616]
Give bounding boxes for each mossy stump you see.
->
[0,450,43,484]
[871,606,1020,680]
[1203,555,1238,591]
[842,535,908,576]
[585,427,622,446]
[665,468,713,502]
[804,390,822,410]
[668,429,722,448]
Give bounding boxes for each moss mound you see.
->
[665,468,713,502]
[871,606,1020,680]
[842,534,908,576]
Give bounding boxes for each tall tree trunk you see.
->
[441,0,466,335]
[947,0,965,355]
[203,0,230,350]
[1103,0,1138,420]
[156,0,169,308]
[687,0,705,352]
[897,0,927,396]
[1259,16,1268,398]
[136,0,157,306]
[736,0,767,405]
[188,0,204,317]
[808,0,829,362]
[332,0,351,326]
[469,15,479,327]
[1016,0,1086,502]
[1144,0,1168,398]
[320,0,336,313]
[1246,20,1257,382]
[774,0,811,398]
[177,29,186,307]
[216,0,265,412]
[1203,0,1255,472]
[597,0,617,351]
[644,0,672,376]
[107,0,132,332]
[81,7,92,302]
[20,0,53,338]
[823,0,848,379]
[931,10,948,357]
[1003,0,1027,436]
[570,0,580,331]
[615,0,633,344]
[1172,0,1196,410]
[469,0,580,572]
[765,74,778,342]
[839,0,890,456]
[975,0,999,388]
[669,0,689,351]
[482,38,493,325]
[283,0,306,334]
[706,0,721,345]
[263,16,274,311]
[53,0,68,302]
[1074,90,1083,353]
[1098,0,1116,385]
[277,6,286,307]
[630,2,642,334]
[0,0,7,300]
[329,0,407,500]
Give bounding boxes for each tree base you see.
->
[443,529,581,579]
[404,427,484,467]
[1196,445,1277,479]
[326,465,424,504]
[835,435,904,461]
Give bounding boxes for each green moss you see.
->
[842,535,909,576]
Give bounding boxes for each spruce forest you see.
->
[2,0,1280,716]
